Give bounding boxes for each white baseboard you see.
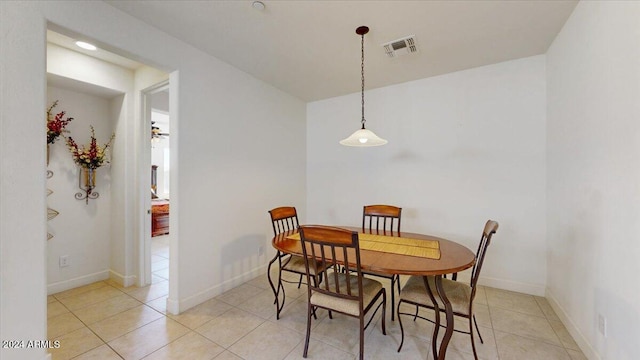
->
[171,264,268,314]
[109,270,137,287]
[47,270,110,295]
[546,289,599,360]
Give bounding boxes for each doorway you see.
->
[142,82,172,288]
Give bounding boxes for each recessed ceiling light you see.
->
[75,41,97,51]
[252,1,265,11]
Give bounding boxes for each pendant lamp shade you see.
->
[340,26,387,147]
[340,128,388,146]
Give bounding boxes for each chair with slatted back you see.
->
[361,204,402,320]
[267,206,328,320]
[299,225,386,360]
[396,220,499,360]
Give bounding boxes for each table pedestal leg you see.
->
[267,252,286,319]
[422,276,440,360]
[423,275,455,360]
[435,275,454,360]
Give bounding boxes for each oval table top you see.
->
[272,226,475,276]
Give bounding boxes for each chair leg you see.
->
[390,276,396,321]
[413,305,419,321]
[297,273,303,288]
[303,302,312,358]
[381,289,387,335]
[469,316,479,360]
[397,300,405,352]
[359,316,365,360]
[473,314,484,343]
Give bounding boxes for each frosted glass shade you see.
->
[339,128,388,147]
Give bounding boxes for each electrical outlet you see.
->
[59,255,70,268]
[598,314,607,337]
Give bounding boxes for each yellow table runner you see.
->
[286,232,441,260]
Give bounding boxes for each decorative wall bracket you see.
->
[75,167,99,204]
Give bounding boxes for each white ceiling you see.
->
[105,0,577,102]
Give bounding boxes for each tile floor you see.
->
[47,239,587,360]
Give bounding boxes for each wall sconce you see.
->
[75,167,99,204]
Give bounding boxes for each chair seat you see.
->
[399,275,471,316]
[311,273,383,316]
[282,255,326,275]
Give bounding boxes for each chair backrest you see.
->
[362,205,402,234]
[269,206,299,236]
[299,226,364,307]
[470,220,499,293]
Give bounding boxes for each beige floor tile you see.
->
[474,286,488,305]
[151,254,167,264]
[236,288,283,319]
[196,308,265,348]
[151,274,166,284]
[285,338,357,359]
[212,350,243,360]
[151,246,170,258]
[152,259,170,272]
[53,281,109,300]
[485,287,545,317]
[216,283,265,306]
[48,312,85,339]
[73,293,141,325]
[246,273,272,290]
[494,330,571,360]
[57,285,124,311]
[434,325,498,360]
[229,321,303,359]
[48,295,58,303]
[535,296,562,321]
[89,305,164,342]
[362,321,433,360]
[73,344,122,360]
[153,268,170,280]
[270,298,329,334]
[490,307,562,346]
[143,331,224,360]
[49,327,104,360]
[567,348,588,359]
[308,312,383,354]
[549,320,580,351]
[168,298,233,329]
[108,317,189,360]
[473,303,492,329]
[128,281,169,302]
[103,278,129,291]
[48,300,70,319]
[146,296,168,314]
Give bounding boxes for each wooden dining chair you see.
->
[267,206,328,320]
[299,225,386,360]
[361,204,402,320]
[396,220,499,360]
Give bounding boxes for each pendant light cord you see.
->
[361,31,366,129]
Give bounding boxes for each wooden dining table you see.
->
[269,226,476,360]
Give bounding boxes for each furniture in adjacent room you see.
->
[151,199,169,237]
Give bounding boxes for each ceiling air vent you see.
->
[382,35,418,58]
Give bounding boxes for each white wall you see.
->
[307,55,547,295]
[546,1,640,360]
[46,86,115,292]
[1,2,306,359]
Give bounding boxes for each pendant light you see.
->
[340,26,388,147]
